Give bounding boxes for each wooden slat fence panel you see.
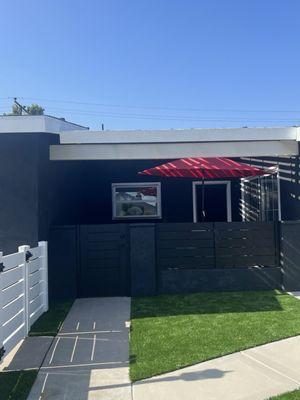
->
[214,222,277,267]
[157,222,278,271]
[157,223,215,270]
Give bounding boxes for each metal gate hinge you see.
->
[0,263,4,273]
[25,251,33,262]
[0,347,5,362]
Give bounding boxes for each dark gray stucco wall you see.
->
[48,225,78,300]
[0,133,40,254]
[0,132,85,254]
[76,160,242,224]
[37,135,85,241]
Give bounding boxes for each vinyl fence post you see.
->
[0,251,4,363]
[38,241,49,313]
[18,245,30,336]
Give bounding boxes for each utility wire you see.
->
[1,104,300,123]
[9,96,300,114]
[2,96,300,123]
[41,106,300,122]
[43,107,300,123]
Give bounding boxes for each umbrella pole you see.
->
[201,177,205,221]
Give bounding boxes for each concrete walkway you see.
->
[133,335,300,400]
[27,297,131,400]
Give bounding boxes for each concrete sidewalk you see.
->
[27,297,131,400]
[133,335,300,400]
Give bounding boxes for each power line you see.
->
[43,106,300,123]
[43,106,300,121]
[11,96,300,114]
[1,104,300,122]
[2,96,300,123]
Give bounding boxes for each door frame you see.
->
[192,181,232,223]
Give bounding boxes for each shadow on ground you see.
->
[131,290,284,318]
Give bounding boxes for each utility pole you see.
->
[13,97,29,115]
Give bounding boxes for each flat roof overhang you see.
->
[50,126,300,160]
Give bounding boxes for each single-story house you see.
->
[1,115,300,300]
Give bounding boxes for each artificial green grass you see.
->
[130,290,300,381]
[29,300,73,336]
[0,370,38,400]
[269,389,300,399]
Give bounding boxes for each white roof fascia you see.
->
[50,140,299,160]
[59,126,298,144]
[0,115,88,134]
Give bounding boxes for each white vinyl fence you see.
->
[0,241,48,361]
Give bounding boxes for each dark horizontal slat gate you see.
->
[79,224,130,297]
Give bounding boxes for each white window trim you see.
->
[192,181,232,223]
[112,182,162,220]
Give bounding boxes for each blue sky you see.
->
[1,0,300,130]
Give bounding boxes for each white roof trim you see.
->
[50,140,299,160]
[59,126,299,144]
[51,126,300,160]
[0,115,88,134]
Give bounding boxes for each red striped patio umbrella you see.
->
[139,157,265,179]
[139,157,267,220]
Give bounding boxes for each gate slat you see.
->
[30,293,43,315]
[29,305,44,326]
[216,255,277,267]
[29,270,42,287]
[28,258,41,274]
[3,311,24,340]
[3,325,25,355]
[2,281,23,308]
[159,231,213,240]
[29,281,43,301]
[2,296,24,325]
[1,266,23,290]
[2,252,24,271]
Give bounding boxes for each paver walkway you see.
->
[27,297,131,400]
[133,335,300,400]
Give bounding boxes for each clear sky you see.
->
[1,0,300,130]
